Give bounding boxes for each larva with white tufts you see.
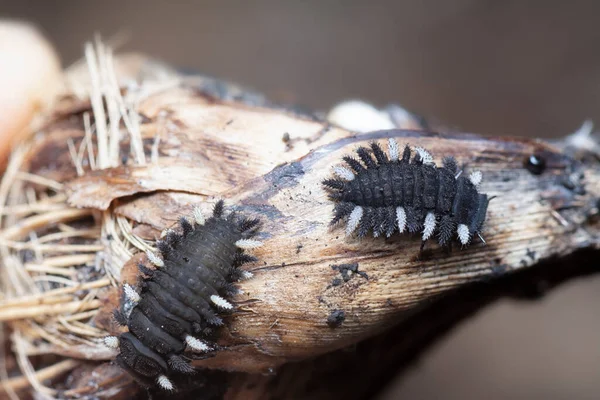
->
[104,200,262,391]
[322,140,490,246]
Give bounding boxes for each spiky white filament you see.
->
[211,295,233,310]
[396,207,407,233]
[346,206,363,236]
[185,335,211,352]
[193,206,205,225]
[235,239,263,249]
[469,170,482,186]
[146,250,164,267]
[415,147,434,164]
[457,224,470,245]
[157,375,174,391]
[422,212,436,241]
[103,336,119,349]
[240,270,254,280]
[333,166,355,181]
[388,138,400,161]
[123,283,140,303]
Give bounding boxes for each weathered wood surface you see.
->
[2,54,599,399]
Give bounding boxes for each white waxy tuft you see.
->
[396,207,407,233]
[146,250,164,267]
[235,239,263,249]
[103,336,119,349]
[211,295,233,310]
[415,147,434,164]
[193,206,205,225]
[240,270,254,280]
[422,212,436,241]
[157,375,174,391]
[457,224,470,245]
[388,138,400,161]
[185,335,211,352]
[469,170,482,186]
[346,206,364,236]
[123,283,140,303]
[333,166,355,181]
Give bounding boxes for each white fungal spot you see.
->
[193,206,205,225]
[185,335,211,352]
[103,336,119,349]
[388,138,400,161]
[240,270,254,280]
[235,239,263,249]
[333,166,355,181]
[469,170,482,186]
[211,295,233,310]
[422,212,436,241]
[123,283,140,303]
[415,147,434,164]
[157,375,174,391]
[346,206,364,236]
[146,250,164,267]
[457,224,470,245]
[396,207,407,233]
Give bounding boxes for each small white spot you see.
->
[103,336,119,349]
[457,224,470,245]
[240,270,254,280]
[469,170,482,186]
[157,375,174,391]
[415,147,434,164]
[396,207,407,233]
[333,166,355,181]
[235,239,263,249]
[346,206,364,236]
[193,206,205,225]
[455,170,463,179]
[422,212,436,241]
[123,283,140,303]
[388,138,400,161]
[185,335,211,352]
[146,250,164,267]
[211,295,233,310]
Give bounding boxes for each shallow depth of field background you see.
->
[2,1,599,399]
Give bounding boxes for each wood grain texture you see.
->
[4,58,599,398]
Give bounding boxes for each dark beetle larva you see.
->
[322,140,490,246]
[103,201,262,391]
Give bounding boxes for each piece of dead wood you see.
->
[0,48,598,399]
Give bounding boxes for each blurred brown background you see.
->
[2,1,599,399]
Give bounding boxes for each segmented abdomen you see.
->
[322,140,489,246]
[103,201,262,391]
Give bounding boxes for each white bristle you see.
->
[235,239,263,249]
[415,147,434,164]
[157,375,174,391]
[333,166,355,181]
[211,295,233,310]
[469,170,482,186]
[146,250,164,267]
[422,212,436,241]
[123,283,140,303]
[185,335,211,352]
[457,224,470,245]
[455,170,463,179]
[388,138,400,161]
[240,270,254,280]
[193,206,205,225]
[103,336,119,349]
[346,206,364,236]
[396,207,407,233]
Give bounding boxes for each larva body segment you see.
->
[105,201,262,391]
[323,140,490,246]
